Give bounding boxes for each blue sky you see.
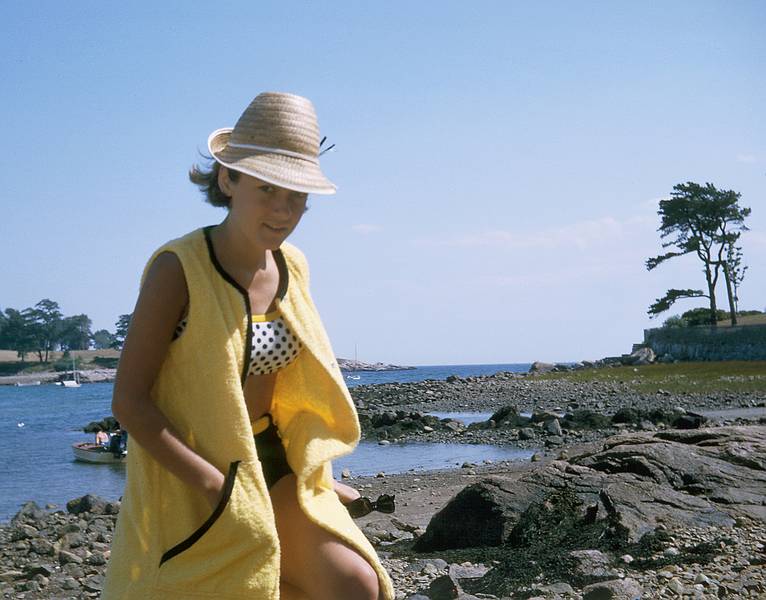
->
[1,1,764,365]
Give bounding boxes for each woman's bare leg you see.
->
[270,473,380,600]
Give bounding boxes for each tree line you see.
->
[646,181,752,326]
[0,299,132,362]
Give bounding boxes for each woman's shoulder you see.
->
[141,250,187,296]
[152,227,207,255]
[140,228,206,286]
[279,241,310,277]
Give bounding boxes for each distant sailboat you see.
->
[57,356,81,388]
[346,342,361,380]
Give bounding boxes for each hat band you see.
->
[226,141,319,165]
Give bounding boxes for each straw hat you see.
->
[207,92,336,195]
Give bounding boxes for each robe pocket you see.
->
[158,460,239,567]
[154,459,280,596]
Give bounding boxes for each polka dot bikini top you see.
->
[173,309,303,376]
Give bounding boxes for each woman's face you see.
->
[220,168,308,250]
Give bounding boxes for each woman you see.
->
[102,92,394,600]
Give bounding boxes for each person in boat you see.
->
[102,93,394,600]
[94,430,110,447]
[107,429,127,457]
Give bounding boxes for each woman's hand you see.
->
[333,479,361,505]
[204,469,227,508]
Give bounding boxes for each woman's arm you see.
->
[111,252,225,507]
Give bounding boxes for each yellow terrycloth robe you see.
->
[102,226,395,600]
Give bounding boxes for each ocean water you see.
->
[343,363,530,387]
[0,363,531,522]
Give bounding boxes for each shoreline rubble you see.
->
[2,426,764,598]
[1,368,765,598]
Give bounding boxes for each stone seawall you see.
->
[643,324,766,361]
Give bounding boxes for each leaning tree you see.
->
[646,182,750,326]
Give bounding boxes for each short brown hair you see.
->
[188,158,240,209]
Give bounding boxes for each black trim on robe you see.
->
[159,460,241,566]
[202,225,289,386]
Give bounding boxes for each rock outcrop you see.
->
[412,426,766,598]
[416,427,764,552]
[338,358,414,372]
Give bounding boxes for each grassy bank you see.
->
[536,361,766,395]
[0,349,120,376]
[716,313,766,327]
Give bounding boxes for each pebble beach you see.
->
[1,368,764,599]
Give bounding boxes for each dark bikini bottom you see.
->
[253,413,294,489]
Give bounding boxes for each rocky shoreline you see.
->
[351,370,765,452]
[338,358,416,372]
[0,370,116,387]
[1,372,765,599]
[2,426,764,599]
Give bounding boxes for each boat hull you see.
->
[72,442,126,464]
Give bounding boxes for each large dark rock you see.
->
[621,347,655,366]
[488,405,528,427]
[671,411,706,429]
[415,427,766,553]
[460,486,629,597]
[427,574,461,599]
[11,501,46,526]
[413,477,525,551]
[574,427,766,522]
[562,409,611,430]
[66,494,109,515]
[529,361,555,373]
[451,428,765,598]
[82,416,119,433]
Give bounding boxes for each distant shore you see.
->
[0,369,117,387]
[0,359,414,386]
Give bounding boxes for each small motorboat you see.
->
[345,375,361,380]
[72,442,126,464]
[15,381,41,387]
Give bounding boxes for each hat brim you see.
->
[208,128,337,195]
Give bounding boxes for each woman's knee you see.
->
[269,475,380,599]
[301,541,379,600]
[332,556,379,600]
[353,559,380,600]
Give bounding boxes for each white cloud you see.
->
[413,215,655,251]
[736,154,758,164]
[477,257,645,289]
[351,224,382,234]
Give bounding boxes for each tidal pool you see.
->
[428,411,493,424]
[334,440,534,478]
